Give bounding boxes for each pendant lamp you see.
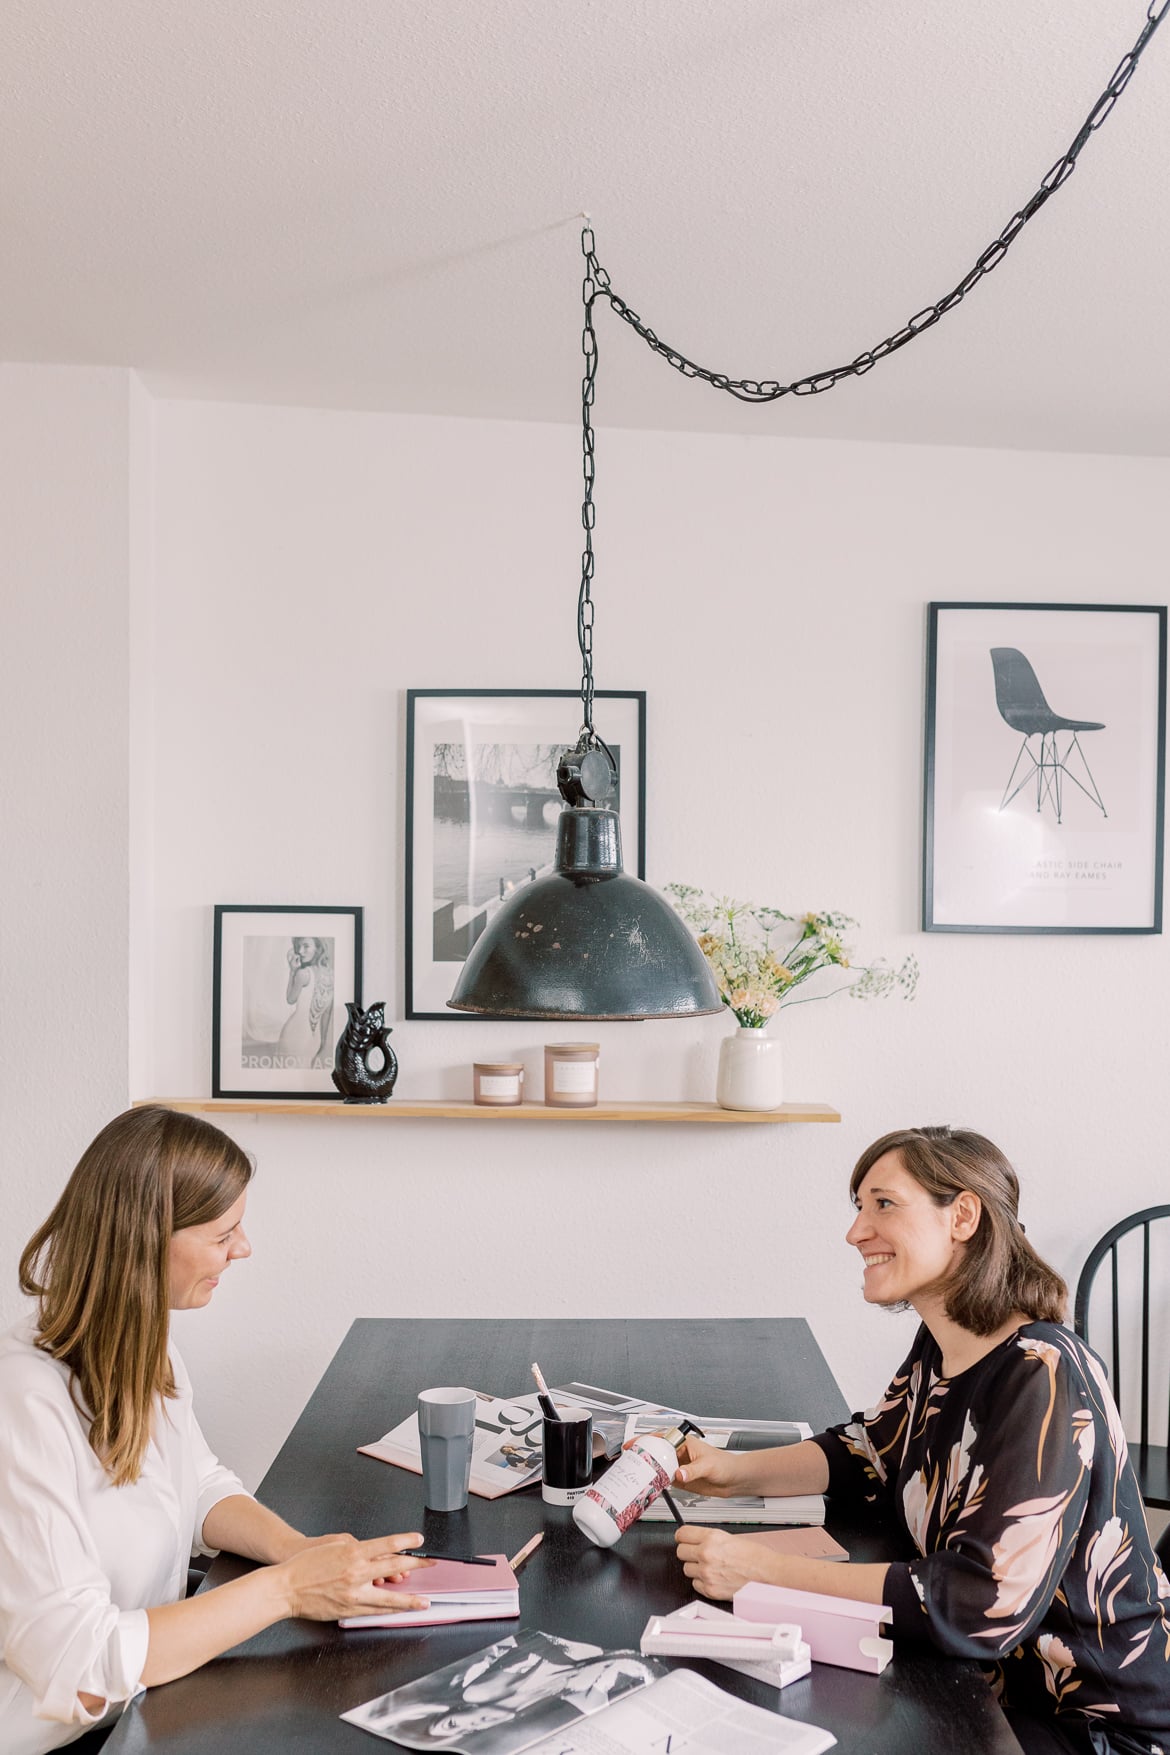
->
[447,236,722,1019]
[449,1,1164,1021]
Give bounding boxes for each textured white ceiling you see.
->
[2,0,1168,452]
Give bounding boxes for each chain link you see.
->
[575,0,1166,724]
[578,251,600,738]
[584,0,1166,405]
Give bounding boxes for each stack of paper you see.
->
[339,1554,519,1629]
[641,1487,826,1525]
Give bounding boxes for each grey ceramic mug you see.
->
[417,1387,477,1511]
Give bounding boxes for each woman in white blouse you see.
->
[0,1105,433,1755]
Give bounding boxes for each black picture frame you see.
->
[405,689,647,1019]
[212,905,363,1097]
[923,603,1166,934]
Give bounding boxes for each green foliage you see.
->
[666,884,919,1030]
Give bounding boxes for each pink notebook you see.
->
[748,1528,849,1561]
[339,1553,519,1629]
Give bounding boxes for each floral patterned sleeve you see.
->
[879,1332,1099,1660]
[816,1326,1170,1742]
[809,1336,924,1517]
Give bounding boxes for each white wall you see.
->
[136,400,1169,1490]
[1,380,1165,1495]
[0,364,144,1307]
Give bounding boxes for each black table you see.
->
[105,1318,1021,1754]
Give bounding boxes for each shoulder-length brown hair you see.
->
[850,1125,1067,1336]
[19,1104,253,1486]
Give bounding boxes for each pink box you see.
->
[733,1582,893,1674]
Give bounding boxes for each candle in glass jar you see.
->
[473,1062,525,1106]
[544,1042,600,1107]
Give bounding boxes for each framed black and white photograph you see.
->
[924,603,1166,934]
[212,905,363,1096]
[405,690,646,1018]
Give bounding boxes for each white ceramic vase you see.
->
[715,1026,784,1111]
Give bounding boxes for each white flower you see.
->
[944,1412,978,1509]
[985,1492,1072,1619]
[1074,1410,1095,1470]
[1085,1516,1130,1610]
[902,1470,934,1553]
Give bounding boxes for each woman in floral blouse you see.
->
[674,1126,1170,1755]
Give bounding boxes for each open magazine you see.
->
[358,1383,821,1508]
[359,1382,693,1500]
[623,1413,825,1526]
[342,1629,836,1754]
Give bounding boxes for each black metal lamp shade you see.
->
[447,808,722,1021]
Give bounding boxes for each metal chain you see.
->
[578,257,599,739]
[585,0,1167,405]
[575,0,1166,729]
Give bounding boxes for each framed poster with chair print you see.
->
[923,603,1166,933]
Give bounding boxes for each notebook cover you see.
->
[338,1553,519,1628]
[381,1553,516,1597]
[339,1598,520,1629]
[748,1528,849,1561]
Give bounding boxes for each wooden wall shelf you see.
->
[146,1098,840,1125]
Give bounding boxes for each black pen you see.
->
[661,1489,685,1526]
[407,1552,496,1566]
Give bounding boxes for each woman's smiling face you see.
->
[846,1150,974,1312]
[167,1191,251,1309]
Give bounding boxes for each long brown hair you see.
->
[850,1125,1067,1336]
[19,1104,253,1485]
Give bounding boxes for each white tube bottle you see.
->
[573,1422,692,1548]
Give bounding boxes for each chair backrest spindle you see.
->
[1074,1204,1170,1511]
[1141,1221,1151,1451]
[1110,1241,1120,1393]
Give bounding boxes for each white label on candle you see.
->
[553,1060,596,1093]
[480,1075,520,1097]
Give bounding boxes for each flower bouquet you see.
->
[666,885,919,1030]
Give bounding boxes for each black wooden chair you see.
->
[1074,1205,1170,1512]
[990,646,1107,826]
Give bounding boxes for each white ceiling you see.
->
[3,0,1168,454]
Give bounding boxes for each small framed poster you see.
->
[923,603,1166,933]
[405,689,646,1019]
[212,905,363,1097]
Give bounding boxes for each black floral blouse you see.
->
[812,1322,1170,1751]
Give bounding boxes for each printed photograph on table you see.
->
[923,603,1166,934]
[405,690,645,1018]
[212,905,362,1097]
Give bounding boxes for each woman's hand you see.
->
[673,1435,750,1498]
[674,1527,780,1600]
[276,1532,434,1620]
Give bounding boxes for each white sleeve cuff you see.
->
[194,1473,252,1555]
[31,1605,150,1728]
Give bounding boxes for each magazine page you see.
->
[624,1414,814,1449]
[550,1383,686,1463]
[539,1667,836,1755]
[359,1391,546,1498]
[641,1488,825,1525]
[341,1631,664,1752]
[358,1381,675,1498]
